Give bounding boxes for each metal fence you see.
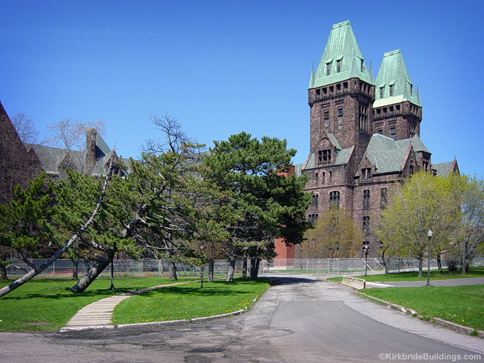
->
[259,256,484,275]
[4,258,246,279]
[4,256,484,280]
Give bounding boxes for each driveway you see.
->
[0,275,482,362]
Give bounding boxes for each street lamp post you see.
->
[426,230,433,287]
[363,244,369,276]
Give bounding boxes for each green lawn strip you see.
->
[327,267,484,283]
[362,285,484,331]
[112,278,270,325]
[0,276,195,332]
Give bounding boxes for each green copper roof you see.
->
[374,49,421,107]
[309,20,373,89]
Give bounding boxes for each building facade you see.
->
[297,20,458,257]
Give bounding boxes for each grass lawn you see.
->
[327,266,484,282]
[0,276,196,332]
[362,285,484,331]
[112,278,270,325]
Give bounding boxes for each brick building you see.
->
[0,100,42,204]
[294,20,458,257]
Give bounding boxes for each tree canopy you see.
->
[377,171,484,275]
[202,132,311,280]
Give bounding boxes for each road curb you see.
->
[356,291,484,339]
[59,309,246,332]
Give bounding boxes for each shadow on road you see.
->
[267,276,318,286]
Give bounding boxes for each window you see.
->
[312,194,319,207]
[379,87,384,98]
[315,172,318,182]
[318,149,332,164]
[378,129,383,135]
[363,216,370,235]
[322,172,325,184]
[389,84,394,97]
[361,168,372,180]
[308,214,319,223]
[380,188,388,209]
[323,110,329,120]
[326,61,331,76]
[363,190,370,210]
[329,191,340,208]
[360,59,364,72]
[338,108,343,117]
[390,127,396,140]
[359,105,368,131]
[336,59,341,73]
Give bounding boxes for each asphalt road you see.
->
[0,275,483,362]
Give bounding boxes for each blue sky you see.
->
[1,0,483,177]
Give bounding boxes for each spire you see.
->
[310,20,373,89]
[417,85,421,105]
[309,63,315,89]
[369,59,374,82]
[374,49,421,107]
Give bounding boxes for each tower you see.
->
[304,20,374,218]
[373,49,422,141]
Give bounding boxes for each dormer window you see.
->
[361,168,372,180]
[318,149,332,164]
[336,59,341,73]
[389,84,394,97]
[360,59,364,72]
[326,61,331,76]
[379,87,384,98]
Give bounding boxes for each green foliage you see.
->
[302,207,364,258]
[377,171,484,275]
[0,173,55,259]
[202,132,311,266]
[377,171,460,275]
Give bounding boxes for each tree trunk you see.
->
[72,240,79,280]
[462,261,469,274]
[242,256,248,278]
[381,249,389,274]
[418,257,423,278]
[226,257,236,282]
[0,266,7,281]
[200,265,204,288]
[70,249,114,293]
[168,261,177,281]
[437,254,443,274]
[249,257,260,280]
[208,260,214,282]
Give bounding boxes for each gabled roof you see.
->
[374,49,421,107]
[362,134,427,175]
[432,160,459,176]
[25,132,115,177]
[309,20,373,89]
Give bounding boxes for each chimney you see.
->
[85,129,97,175]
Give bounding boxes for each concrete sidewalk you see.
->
[370,276,484,288]
[60,281,193,332]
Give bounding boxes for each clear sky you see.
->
[1,0,483,177]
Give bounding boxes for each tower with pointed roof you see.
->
[296,20,459,258]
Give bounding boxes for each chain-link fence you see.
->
[4,256,484,280]
[4,258,246,279]
[259,256,484,275]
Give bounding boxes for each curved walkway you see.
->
[60,281,194,332]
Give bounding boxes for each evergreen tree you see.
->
[202,132,311,280]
